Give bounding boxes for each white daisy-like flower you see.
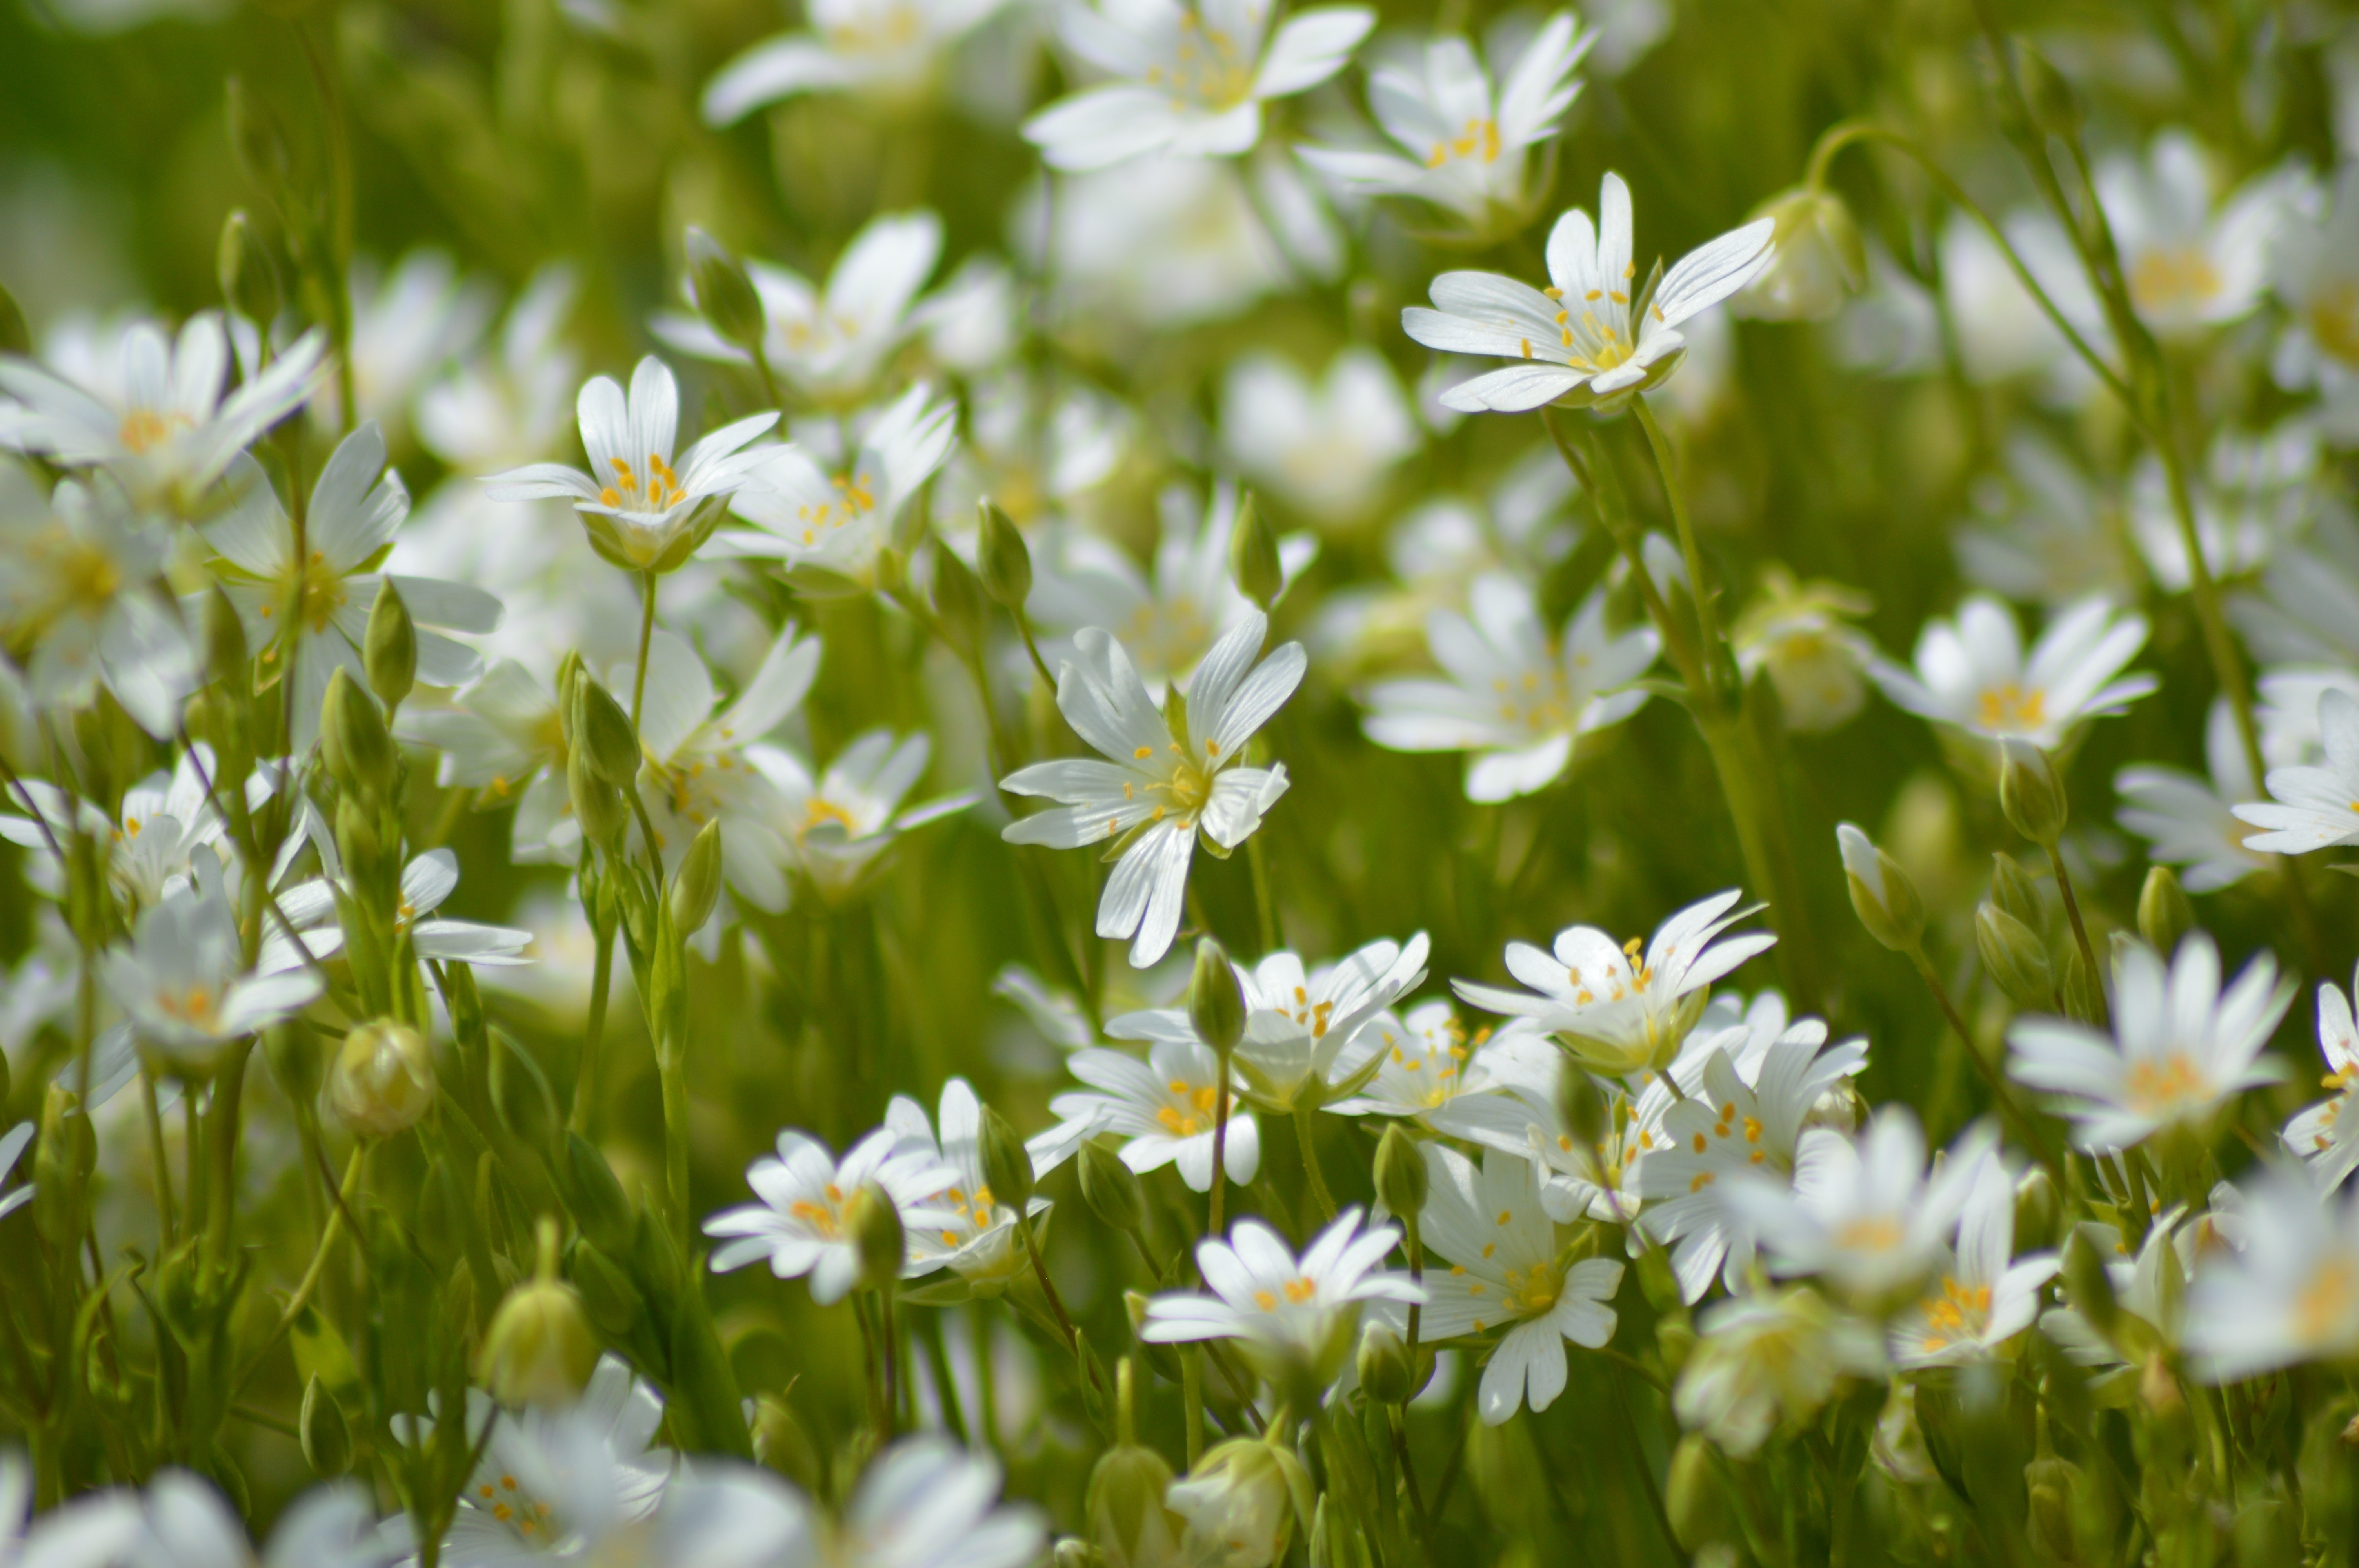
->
[823,1436,1047,1568]
[0,461,195,737]
[749,730,972,900]
[2185,1166,2359,1382]
[717,383,958,590]
[0,311,324,508]
[2039,1212,2199,1369]
[111,1469,391,1568]
[1217,347,1416,523]
[2008,933,2294,1150]
[2126,423,2321,593]
[1731,570,1876,735]
[1725,1108,1992,1303]
[204,421,503,752]
[885,1077,1076,1285]
[2270,164,2359,424]
[482,356,778,573]
[702,0,1016,122]
[405,659,576,865]
[443,1355,671,1564]
[1,746,238,914]
[1141,1207,1421,1370]
[2115,699,2269,893]
[2282,968,2359,1191]
[1866,592,2156,751]
[1046,1038,1261,1191]
[99,874,322,1069]
[1401,172,1774,414]
[1022,0,1375,172]
[1453,888,1776,1076]
[1323,1000,1553,1120]
[2097,129,2300,341]
[1377,1143,1621,1423]
[415,265,583,475]
[652,213,943,404]
[1299,15,1593,227]
[319,250,493,438]
[1673,1285,1884,1459]
[1359,575,1658,802]
[1000,610,1304,968]
[2233,688,2359,855]
[705,1126,962,1303]
[628,626,821,915]
[1885,1159,2059,1368]
[276,847,534,972]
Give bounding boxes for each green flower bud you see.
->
[670,820,725,936]
[1665,1434,1735,1552]
[978,500,1033,611]
[364,580,416,711]
[1088,1439,1183,1568]
[2061,1228,2121,1345]
[1737,186,1868,321]
[1169,1436,1312,1568]
[1080,1139,1149,1237]
[684,227,767,354]
[1975,903,2054,1011]
[1997,739,2068,845]
[217,209,280,328]
[554,648,587,721]
[325,1020,434,1139]
[1355,1321,1413,1406]
[300,1374,351,1476]
[1372,1123,1427,1222]
[1188,938,1245,1059]
[843,1182,906,1294]
[752,1394,825,1492]
[978,1103,1036,1213]
[1989,852,2043,933]
[1229,492,1283,613]
[2059,941,2103,1025]
[2137,865,2194,956]
[204,584,248,686]
[570,675,642,788]
[931,538,989,658]
[873,544,908,595]
[569,747,629,850]
[1052,1539,1097,1568]
[478,1218,601,1409]
[2014,1165,2060,1253]
[333,792,383,883]
[320,667,396,804]
[1837,822,1925,953]
[0,281,26,359]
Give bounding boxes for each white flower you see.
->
[1401,172,1774,414]
[405,659,575,864]
[1867,592,2155,751]
[1953,430,2137,607]
[885,1077,1073,1284]
[2283,969,2359,1191]
[416,265,582,474]
[205,422,503,752]
[1673,1285,1884,1458]
[2185,1166,2359,1382]
[1886,1160,2059,1368]
[1299,15,1592,225]
[1028,481,1314,698]
[2008,933,2294,1149]
[1141,1207,1421,1370]
[718,384,958,589]
[749,730,971,899]
[2234,688,2359,855]
[99,873,322,1069]
[2039,1213,2195,1368]
[1,746,238,913]
[1001,611,1304,968]
[1022,0,1375,172]
[1726,1108,1991,1302]
[1164,1438,1310,1568]
[1047,1038,1261,1191]
[2115,699,2268,893]
[820,1436,1046,1568]
[277,847,534,971]
[652,213,943,404]
[2270,164,2359,413]
[1323,1000,1552,1120]
[0,462,194,735]
[2127,423,2321,592]
[483,356,778,572]
[1453,889,1776,1075]
[1384,1143,1621,1423]
[705,1126,962,1303]
[0,311,324,508]
[443,1356,671,1563]
[1732,571,1875,734]
[321,250,493,437]
[702,0,1015,121]
[2097,130,2298,340]
[2255,668,2359,764]
[1218,347,1415,522]
[1360,576,1657,802]
[1039,156,1300,328]
[79,1469,394,1568]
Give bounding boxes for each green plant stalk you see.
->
[919,1310,969,1443]
[631,570,659,728]
[1294,1102,1336,1222]
[1906,946,2064,1183]
[142,1073,177,1250]
[203,1042,254,1278]
[569,901,617,1136]
[662,1054,691,1245]
[2041,841,2108,1029]
[1181,1345,1205,1467]
[1208,1043,1234,1241]
[234,1142,367,1395]
[880,1279,900,1441]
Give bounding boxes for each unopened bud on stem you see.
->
[1372,1123,1427,1222]
[978,500,1033,611]
[685,228,767,354]
[365,580,416,711]
[978,1104,1036,1213]
[321,667,396,804]
[478,1218,600,1409]
[326,1020,435,1139]
[1837,822,1925,952]
[571,676,642,788]
[1230,492,1282,613]
[671,820,724,935]
[1189,938,1245,1060]
[844,1183,905,1294]
[2137,866,2193,956]
[1976,903,2054,1011]
[1998,739,2068,845]
[1080,1139,1148,1237]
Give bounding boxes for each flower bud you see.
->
[752,1394,825,1492]
[2014,1165,2060,1253]
[1053,1539,1096,1568]
[930,538,989,659]
[2061,1228,2120,1345]
[1355,1321,1413,1406]
[684,228,767,354]
[2137,866,2193,957]
[978,500,1033,611]
[569,747,629,849]
[326,1020,434,1139]
[1975,903,2054,1011]
[1665,1434,1735,1553]
[1168,1437,1312,1568]
[1188,939,1245,1059]
[204,584,248,686]
[670,820,724,936]
[843,1182,906,1294]
[2013,40,2084,138]
[1556,1067,1608,1154]
[1230,492,1283,613]
[2059,942,2103,1025]
[1088,1440,1183,1568]
[1372,1123,1427,1222]
[570,675,642,789]
[1997,739,2067,845]
[1989,852,2043,933]
[478,1218,600,1409]
[300,1374,351,1476]
[554,648,587,719]
[321,666,396,804]
[978,1103,1036,1213]
[217,209,280,328]
[1735,185,1868,321]
[364,580,417,711]
[333,792,383,882]
[1836,822,1925,953]
[1080,1139,1149,1237]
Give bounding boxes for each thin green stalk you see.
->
[919,1310,969,1443]
[1208,1044,1234,1241]
[141,1074,176,1250]
[1294,1102,1336,1222]
[1906,947,2064,1182]
[235,1142,367,1395]
[569,902,617,1136]
[661,1057,691,1246]
[2043,843,2107,1028]
[1632,396,1729,702]
[203,1042,253,1276]
[747,341,786,413]
[879,1280,900,1441]
[972,1302,1002,1452]
[1181,1345,1205,1467]
[631,570,659,728]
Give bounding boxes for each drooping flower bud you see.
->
[1997,739,2068,846]
[325,1020,435,1139]
[1836,822,1925,953]
[569,746,629,849]
[670,820,724,936]
[478,1218,601,1409]
[1975,903,2054,1011]
[931,538,989,659]
[1734,185,1868,321]
[684,227,767,354]
[1080,1139,1149,1238]
[1989,851,2044,933]
[978,1103,1036,1213]
[1229,492,1283,613]
[2137,866,2193,956]
[570,675,642,788]
[1168,1436,1313,1568]
[1356,1321,1413,1406]
[1188,938,1245,1059]
[1372,1123,1427,1222]
[843,1182,906,1294]
[364,580,416,711]
[978,500,1034,611]
[321,667,396,804]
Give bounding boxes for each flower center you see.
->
[1915,1274,1993,1354]
[1492,659,1574,737]
[1252,1276,1319,1310]
[1502,1259,1561,1315]
[2123,1051,2213,1116]
[156,984,219,1027]
[1834,1214,1904,1253]
[826,1,921,53]
[599,451,685,515]
[1123,596,1212,683]
[798,796,859,842]
[118,407,189,454]
[1426,117,1502,169]
[792,471,879,546]
[2128,244,2223,315]
[477,1473,558,1536]
[787,1181,847,1238]
[1144,12,1256,109]
[1533,268,1641,373]
[2312,280,2359,368]
[1156,1079,1223,1137]
[2295,1256,2359,1345]
[1975,682,2047,734]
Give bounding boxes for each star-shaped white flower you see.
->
[2283,967,2359,1191]
[1141,1207,1422,1365]
[1045,1038,1260,1192]
[2235,688,2359,855]
[702,0,1017,122]
[1867,592,2156,751]
[1885,1159,2059,1368]
[716,383,958,590]
[705,1126,961,1303]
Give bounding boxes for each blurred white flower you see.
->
[1219,347,1414,522]
[100,870,321,1070]
[1142,1208,1420,1368]
[1867,592,2155,752]
[404,659,576,864]
[1732,570,1875,733]
[443,1356,670,1563]
[2186,1166,2359,1382]
[2235,687,2359,854]
[720,383,958,589]
[1674,1285,1884,1457]
[2097,130,2300,340]
[750,730,972,899]
[1324,1000,1550,1119]
[2271,164,2359,430]
[1885,1160,2059,1368]
[2128,422,2321,592]
[1954,430,2137,606]
[703,0,1015,120]
[1023,0,1374,171]
[2115,699,2268,893]
[2283,967,2359,1192]
[705,1126,962,1302]
[1044,156,1298,328]
[1937,211,2101,392]
[320,250,493,439]
[1047,1038,1261,1192]
[416,265,582,474]
[277,847,533,971]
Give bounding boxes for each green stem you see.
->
[662,1057,691,1247]
[747,341,786,414]
[1907,947,2064,1182]
[234,1142,366,1396]
[919,1310,969,1443]
[204,1042,253,1277]
[631,571,658,730]
[2043,841,2108,1028]
[142,1073,177,1250]
[973,1301,1002,1452]
[1294,1102,1336,1222]
[570,902,617,1136]
[1181,1346,1205,1467]
[879,1280,900,1441]
[1632,396,1728,703]
[1208,1044,1234,1241]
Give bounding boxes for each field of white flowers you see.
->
[3,0,2359,1561]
